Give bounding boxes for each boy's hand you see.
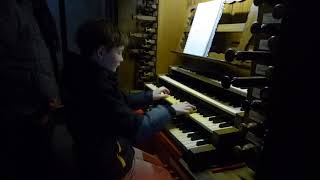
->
[171,102,196,116]
[153,86,170,100]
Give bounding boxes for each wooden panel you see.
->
[217,23,245,32]
[210,32,243,53]
[220,3,233,23]
[156,0,188,74]
[152,132,193,180]
[118,0,138,91]
[154,132,182,159]
[147,0,255,80]
[157,0,216,75]
[152,131,254,180]
[238,2,259,51]
[231,0,252,23]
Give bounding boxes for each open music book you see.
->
[183,0,225,57]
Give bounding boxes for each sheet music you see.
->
[183,0,225,57]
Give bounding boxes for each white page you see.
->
[183,0,225,57]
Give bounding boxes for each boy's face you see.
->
[102,46,125,72]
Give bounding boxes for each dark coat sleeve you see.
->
[126,91,153,109]
[135,105,172,142]
[95,84,144,140]
[95,76,172,142]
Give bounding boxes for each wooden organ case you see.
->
[120,0,311,179]
[141,0,268,179]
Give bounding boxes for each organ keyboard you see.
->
[159,75,243,116]
[170,66,247,97]
[145,66,248,171]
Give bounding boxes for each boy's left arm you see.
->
[126,91,153,109]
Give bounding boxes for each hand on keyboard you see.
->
[152,86,170,100]
[171,102,196,116]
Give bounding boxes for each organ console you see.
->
[125,0,308,179]
[145,65,248,173]
[137,0,269,179]
[50,0,307,178]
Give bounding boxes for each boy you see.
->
[63,19,195,179]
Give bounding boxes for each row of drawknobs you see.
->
[221,1,288,90]
[130,0,159,85]
[229,0,288,168]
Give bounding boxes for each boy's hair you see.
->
[76,19,128,56]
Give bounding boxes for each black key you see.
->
[209,117,223,123]
[181,128,193,133]
[196,140,209,146]
[190,134,203,141]
[219,122,233,128]
[187,132,200,137]
[229,102,236,107]
[178,126,186,130]
[233,102,242,107]
[202,111,215,117]
[176,123,187,129]
[173,122,184,126]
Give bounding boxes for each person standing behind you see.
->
[0,0,61,179]
[63,19,196,180]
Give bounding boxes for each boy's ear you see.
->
[96,46,105,59]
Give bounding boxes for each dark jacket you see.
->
[0,0,60,118]
[0,1,61,179]
[63,55,173,179]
